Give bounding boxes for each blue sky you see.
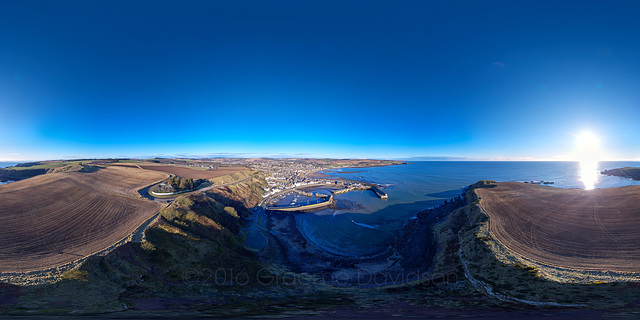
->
[1,1,639,161]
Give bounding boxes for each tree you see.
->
[179,178,194,191]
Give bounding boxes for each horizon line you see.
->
[1,156,639,163]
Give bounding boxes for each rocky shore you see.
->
[6,173,640,317]
[256,187,470,288]
[601,167,640,180]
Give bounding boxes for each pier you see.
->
[266,195,334,212]
[331,184,388,199]
[263,182,387,213]
[369,185,389,199]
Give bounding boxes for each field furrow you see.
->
[477,182,640,272]
[0,167,164,272]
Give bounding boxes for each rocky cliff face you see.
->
[390,183,489,282]
[601,167,640,181]
[0,163,101,181]
[0,168,47,181]
[16,178,617,316]
[0,180,274,314]
[206,174,267,217]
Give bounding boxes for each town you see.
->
[141,157,401,200]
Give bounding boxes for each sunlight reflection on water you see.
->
[579,160,599,190]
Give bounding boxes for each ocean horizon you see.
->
[293,161,640,256]
[0,162,20,168]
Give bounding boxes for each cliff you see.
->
[6,177,639,316]
[0,168,47,181]
[601,167,640,181]
[0,180,274,314]
[206,173,268,215]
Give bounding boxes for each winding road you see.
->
[140,176,253,203]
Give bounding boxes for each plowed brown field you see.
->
[67,165,169,197]
[476,182,640,272]
[112,163,247,180]
[0,167,167,272]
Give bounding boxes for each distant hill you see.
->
[401,156,473,161]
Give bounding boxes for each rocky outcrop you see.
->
[601,167,640,181]
[0,168,47,181]
[206,175,267,217]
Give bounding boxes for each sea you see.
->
[0,162,19,168]
[0,162,20,184]
[293,161,640,256]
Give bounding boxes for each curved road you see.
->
[131,175,254,243]
[140,176,253,203]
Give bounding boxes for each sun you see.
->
[576,131,600,151]
[575,131,601,190]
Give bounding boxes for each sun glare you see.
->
[575,131,601,190]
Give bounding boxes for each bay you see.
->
[296,161,640,256]
[0,162,20,168]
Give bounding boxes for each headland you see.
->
[4,159,640,317]
[474,181,640,280]
[601,166,640,181]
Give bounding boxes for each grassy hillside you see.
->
[5,177,640,316]
[0,161,94,181]
[395,180,640,309]
[601,167,640,181]
[9,160,87,170]
[454,182,640,307]
[207,172,267,210]
[0,180,319,315]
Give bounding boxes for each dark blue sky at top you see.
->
[1,1,639,160]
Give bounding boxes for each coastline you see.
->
[307,168,331,179]
[260,164,640,288]
[306,161,407,180]
[266,163,397,211]
[258,207,432,287]
[601,167,640,181]
[475,181,640,280]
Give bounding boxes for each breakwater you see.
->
[331,184,388,199]
[369,185,388,199]
[267,195,334,212]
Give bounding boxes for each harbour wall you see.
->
[267,195,334,212]
[331,185,388,199]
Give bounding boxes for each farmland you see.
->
[476,182,640,272]
[0,166,167,272]
[111,163,248,180]
[65,165,169,198]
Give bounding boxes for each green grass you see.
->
[115,159,145,163]
[60,270,89,282]
[457,194,640,307]
[7,160,86,171]
[209,170,253,185]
